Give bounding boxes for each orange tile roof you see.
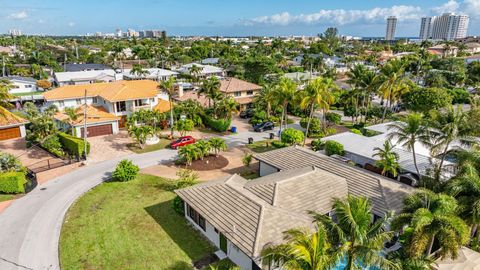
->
[54,105,119,126]
[153,99,172,113]
[0,107,28,127]
[174,91,210,107]
[220,77,262,93]
[44,80,159,102]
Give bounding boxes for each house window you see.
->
[134,99,148,107]
[116,101,126,112]
[92,97,98,104]
[76,99,82,105]
[199,215,206,231]
[234,91,241,97]
[186,204,205,231]
[246,90,253,96]
[58,101,65,107]
[25,84,33,88]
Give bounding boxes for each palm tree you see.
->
[254,84,277,118]
[199,77,220,108]
[189,64,202,84]
[311,196,399,270]
[275,78,297,133]
[346,65,376,122]
[63,107,79,136]
[158,76,177,137]
[130,64,149,78]
[208,137,227,157]
[178,144,201,166]
[373,140,400,177]
[392,189,469,259]
[195,140,211,160]
[429,106,472,181]
[376,59,407,122]
[299,77,336,146]
[0,78,14,109]
[129,125,154,149]
[217,97,238,119]
[388,113,431,177]
[261,224,338,270]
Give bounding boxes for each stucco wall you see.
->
[10,81,37,94]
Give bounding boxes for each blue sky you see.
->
[1,0,479,36]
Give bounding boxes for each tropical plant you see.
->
[178,144,201,166]
[0,78,14,108]
[281,128,304,146]
[0,152,25,173]
[275,78,297,133]
[208,137,227,157]
[129,125,154,149]
[392,189,469,259]
[130,64,149,78]
[195,140,211,160]
[311,196,399,270]
[242,152,253,168]
[217,97,238,120]
[174,119,194,136]
[159,76,177,137]
[199,76,221,108]
[373,140,400,177]
[324,140,344,156]
[376,59,408,122]
[388,113,431,177]
[112,159,139,182]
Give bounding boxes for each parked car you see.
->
[170,136,196,149]
[253,122,274,132]
[239,109,254,119]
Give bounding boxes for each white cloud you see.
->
[7,11,28,20]
[432,0,460,13]
[244,5,424,26]
[68,22,75,27]
[462,0,480,15]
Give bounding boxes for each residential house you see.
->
[3,76,38,94]
[428,44,459,57]
[201,58,220,65]
[64,63,111,72]
[54,105,120,137]
[122,68,178,81]
[43,80,160,136]
[54,69,122,86]
[0,46,18,57]
[176,63,225,78]
[465,42,480,54]
[0,107,28,141]
[177,147,412,270]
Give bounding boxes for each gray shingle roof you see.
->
[254,146,413,215]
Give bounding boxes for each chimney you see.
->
[177,83,184,98]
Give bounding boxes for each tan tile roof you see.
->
[176,167,351,258]
[153,99,172,113]
[220,78,261,93]
[174,91,210,107]
[0,107,28,127]
[54,105,119,126]
[43,80,158,102]
[254,146,413,215]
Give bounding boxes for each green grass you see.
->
[127,139,171,154]
[12,91,45,97]
[246,139,283,153]
[60,174,215,270]
[0,194,15,202]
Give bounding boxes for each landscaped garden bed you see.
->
[127,139,171,154]
[179,154,229,171]
[59,173,215,269]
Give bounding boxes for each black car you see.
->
[239,109,255,119]
[253,122,274,132]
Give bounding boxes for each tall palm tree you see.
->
[158,76,177,137]
[261,224,338,270]
[275,78,297,134]
[0,78,14,109]
[130,64,149,78]
[217,97,238,119]
[346,65,376,122]
[373,140,400,177]
[429,106,472,181]
[388,113,431,177]
[311,196,399,270]
[199,77,221,108]
[254,84,277,118]
[63,107,79,136]
[376,59,407,122]
[299,77,336,146]
[392,189,469,259]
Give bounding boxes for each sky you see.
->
[0,0,479,37]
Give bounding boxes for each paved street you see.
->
[0,130,273,270]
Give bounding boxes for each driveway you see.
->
[86,131,133,163]
[0,130,272,270]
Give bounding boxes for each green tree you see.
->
[275,78,297,133]
[392,189,469,259]
[112,159,139,182]
[130,64,149,78]
[0,78,14,109]
[208,137,227,157]
[312,196,398,270]
[195,140,211,160]
[388,113,431,177]
[158,76,177,137]
[376,59,408,122]
[129,125,154,149]
[199,76,221,108]
[174,119,194,136]
[178,144,201,166]
[281,128,304,146]
[373,140,400,177]
[401,87,452,113]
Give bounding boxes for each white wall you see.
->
[47,97,94,110]
[259,162,279,177]
[19,125,26,137]
[9,81,37,94]
[73,121,117,138]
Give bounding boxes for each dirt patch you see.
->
[179,155,229,171]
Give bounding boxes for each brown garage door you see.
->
[81,124,113,137]
[0,127,21,141]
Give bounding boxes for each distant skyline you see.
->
[1,0,479,37]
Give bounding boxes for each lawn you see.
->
[12,91,45,97]
[246,139,285,153]
[0,194,15,202]
[127,139,171,154]
[60,174,215,270]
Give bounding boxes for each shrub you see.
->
[58,132,90,158]
[311,139,325,151]
[178,144,201,165]
[0,172,27,194]
[174,169,198,190]
[209,138,227,156]
[111,160,139,182]
[41,135,65,158]
[300,117,322,135]
[350,128,363,135]
[271,140,287,148]
[281,128,304,146]
[324,140,344,156]
[0,152,25,173]
[242,153,253,167]
[250,110,267,125]
[325,112,342,125]
[173,196,185,215]
[202,114,231,132]
[174,119,194,136]
[36,79,52,89]
[447,88,470,104]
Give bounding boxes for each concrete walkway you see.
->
[0,130,272,270]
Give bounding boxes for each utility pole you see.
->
[64,53,67,71]
[83,89,88,165]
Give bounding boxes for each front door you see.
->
[219,233,228,254]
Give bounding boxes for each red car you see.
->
[170,136,196,149]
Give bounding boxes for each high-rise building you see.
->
[419,17,432,40]
[115,29,123,38]
[8,29,22,36]
[385,16,397,41]
[421,13,469,40]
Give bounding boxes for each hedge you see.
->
[58,132,90,158]
[201,114,231,132]
[0,172,27,194]
[324,140,345,156]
